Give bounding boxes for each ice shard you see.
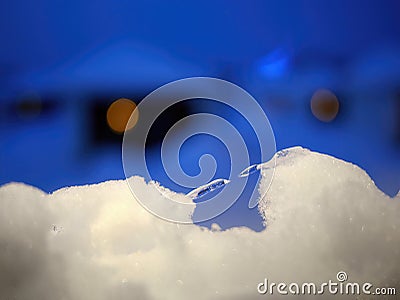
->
[186,178,230,200]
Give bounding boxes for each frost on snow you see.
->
[0,147,399,300]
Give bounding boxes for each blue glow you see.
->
[257,49,290,78]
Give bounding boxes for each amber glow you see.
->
[310,89,340,122]
[106,98,139,134]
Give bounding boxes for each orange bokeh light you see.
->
[106,98,139,134]
[310,89,340,122]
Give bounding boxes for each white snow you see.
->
[0,147,399,299]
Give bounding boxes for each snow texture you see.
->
[0,147,399,299]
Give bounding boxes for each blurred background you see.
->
[1,0,399,229]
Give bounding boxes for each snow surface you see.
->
[0,147,399,299]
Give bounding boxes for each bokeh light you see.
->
[257,48,291,79]
[106,98,139,134]
[310,89,340,122]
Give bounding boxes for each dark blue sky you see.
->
[1,1,400,72]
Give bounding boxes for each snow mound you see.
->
[0,147,399,299]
